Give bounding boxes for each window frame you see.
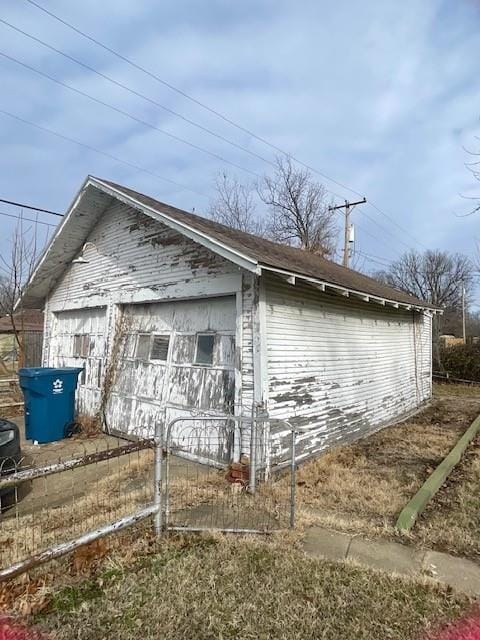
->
[135,332,171,363]
[135,333,152,361]
[150,333,171,362]
[73,333,90,358]
[194,332,215,367]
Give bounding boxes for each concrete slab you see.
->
[303,526,352,562]
[348,537,421,577]
[423,550,480,597]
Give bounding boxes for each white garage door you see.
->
[49,307,107,414]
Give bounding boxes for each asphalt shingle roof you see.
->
[102,179,436,309]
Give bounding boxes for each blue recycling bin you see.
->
[18,367,83,444]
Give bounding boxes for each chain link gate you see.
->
[156,415,297,535]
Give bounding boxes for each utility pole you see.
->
[462,281,466,344]
[328,198,367,268]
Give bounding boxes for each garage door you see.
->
[107,296,236,444]
[49,307,107,415]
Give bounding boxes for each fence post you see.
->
[153,420,163,536]
[290,426,296,529]
[249,404,257,494]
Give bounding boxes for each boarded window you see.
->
[195,334,215,366]
[73,334,89,357]
[135,334,151,360]
[151,335,170,361]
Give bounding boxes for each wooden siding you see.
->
[264,274,432,465]
[43,200,251,445]
[47,199,237,310]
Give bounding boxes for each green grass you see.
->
[38,535,470,640]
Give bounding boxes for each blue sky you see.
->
[1,0,480,285]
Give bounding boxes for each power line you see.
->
[0,49,263,180]
[0,108,208,199]
[0,17,276,171]
[22,0,428,251]
[329,202,404,260]
[0,198,62,216]
[355,250,394,268]
[0,209,58,227]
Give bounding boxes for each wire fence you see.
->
[0,434,155,576]
[0,415,297,581]
[163,416,296,533]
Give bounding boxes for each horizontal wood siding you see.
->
[264,274,432,464]
[48,200,235,310]
[42,199,253,447]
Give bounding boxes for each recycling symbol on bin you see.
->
[52,378,64,394]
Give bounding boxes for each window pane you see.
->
[195,334,215,365]
[136,334,151,360]
[81,335,90,357]
[151,335,170,361]
[73,335,82,357]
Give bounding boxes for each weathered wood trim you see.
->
[91,178,259,274]
[260,264,439,313]
[252,275,263,408]
[258,276,269,406]
[47,273,243,313]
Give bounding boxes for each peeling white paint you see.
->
[264,274,432,464]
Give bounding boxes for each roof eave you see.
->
[259,264,441,314]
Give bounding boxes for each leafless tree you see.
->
[0,219,40,365]
[374,249,473,368]
[258,156,338,257]
[209,172,264,235]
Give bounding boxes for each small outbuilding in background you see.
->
[0,309,44,375]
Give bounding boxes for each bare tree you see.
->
[374,249,473,368]
[0,219,40,365]
[209,172,264,235]
[258,156,338,257]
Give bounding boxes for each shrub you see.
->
[440,344,480,382]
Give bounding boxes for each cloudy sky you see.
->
[1,0,480,283]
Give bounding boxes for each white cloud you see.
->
[1,0,480,271]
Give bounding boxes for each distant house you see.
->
[0,309,44,370]
[19,176,439,467]
[439,335,465,348]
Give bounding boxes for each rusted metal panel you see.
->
[264,273,432,464]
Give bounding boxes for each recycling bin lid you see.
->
[18,367,84,377]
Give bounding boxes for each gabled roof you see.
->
[19,176,439,312]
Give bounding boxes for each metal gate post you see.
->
[290,425,297,529]
[249,404,257,494]
[153,420,163,536]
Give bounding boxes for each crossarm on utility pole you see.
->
[328,197,366,269]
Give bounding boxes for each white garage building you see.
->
[20,176,437,466]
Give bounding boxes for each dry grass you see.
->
[414,435,480,560]
[290,389,480,553]
[0,450,155,567]
[434,382,480,398]
[33,533,471,640]
[1,447,289,570]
